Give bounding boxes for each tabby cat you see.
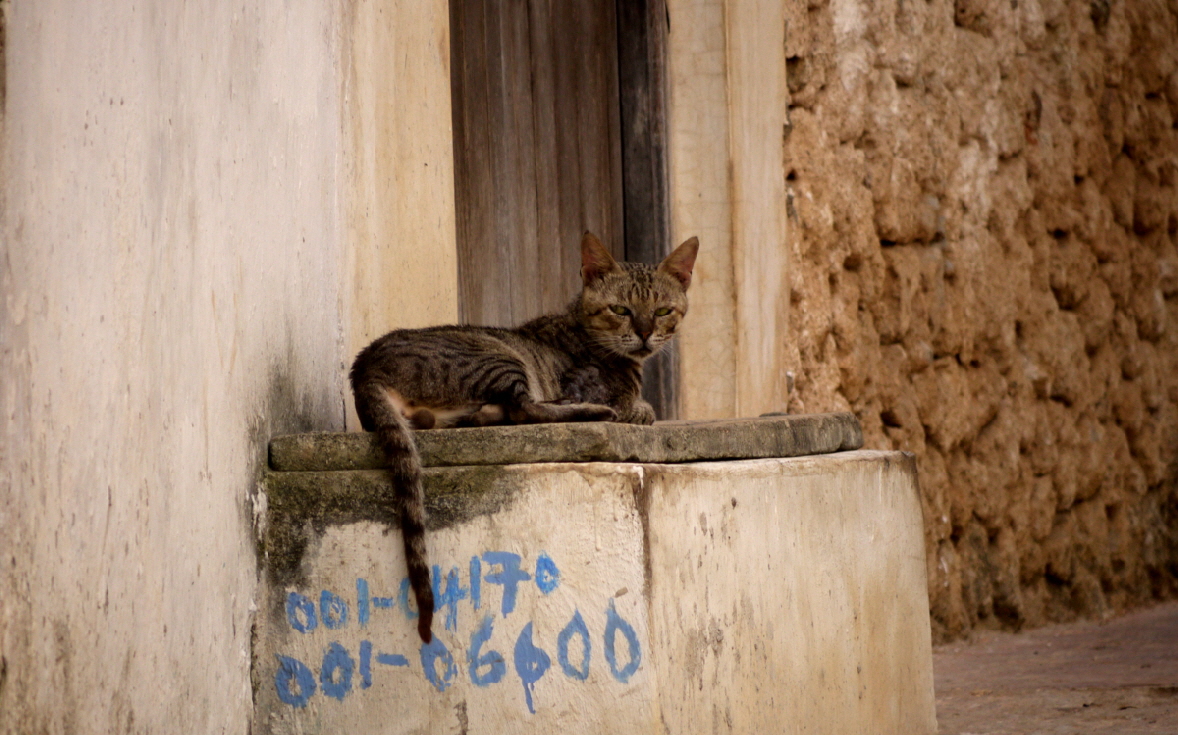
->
[349,232,699,642]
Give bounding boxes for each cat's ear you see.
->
[581,232,621,285]
[658,236,699,290]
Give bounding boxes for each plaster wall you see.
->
[343,0,459,392]
[646,453,935,733]
[0,1,455,732]
[255,452,935,734]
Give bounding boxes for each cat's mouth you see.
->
[613,334,660,359]
[629,341,656,358]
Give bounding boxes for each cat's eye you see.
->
[610,305,631,316]
[654,307,673,317]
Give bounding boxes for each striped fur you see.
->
[349,233,698,642]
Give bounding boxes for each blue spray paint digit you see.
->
[604,600,642,683]
[320,642,354,700]
[534,552,560,594]
[320,590,348,630]
[420,637,457,692]
[398,577,419,620]
[513,622,551,714]
[557,610,592,680]
[432,565,469,632]
[470,555,482,611]
[285,592,316,633]
[274,655,316,707]
[467,615,506,687]
[359,640,373,689]
[357,578,371,628]
[482,551,532,617]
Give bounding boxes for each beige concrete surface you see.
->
[255,450,935,734]
[343,0,460,426]
[647,452,936,734]
[256,464,656,734]
[0,2,456,733]
[0,3,346,732]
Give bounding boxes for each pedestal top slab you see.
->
[268,412,863,472]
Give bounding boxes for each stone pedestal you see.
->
[253,414,936,734]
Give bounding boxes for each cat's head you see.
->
[577,232,699,360]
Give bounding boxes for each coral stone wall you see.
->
[780,0,1178,639]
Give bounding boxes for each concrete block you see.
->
[254,420,934,734]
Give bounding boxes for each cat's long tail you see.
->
[351,380,434,643]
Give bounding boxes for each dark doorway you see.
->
[449,0,676,418]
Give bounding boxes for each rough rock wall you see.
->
[781,0,1178,640]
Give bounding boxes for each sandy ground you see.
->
[934,601,1178,734]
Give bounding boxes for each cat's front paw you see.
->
[619,401,655,425]
[580,404,618,422]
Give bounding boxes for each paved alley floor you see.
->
[935,601,1178,734]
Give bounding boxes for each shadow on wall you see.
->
[248,352,346,584]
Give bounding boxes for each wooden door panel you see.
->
[450,0,676,417]
[451,0,622,328]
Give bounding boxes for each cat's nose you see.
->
[637,330,652,341]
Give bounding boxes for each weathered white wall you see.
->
[343,0,459,389]
[0,1,456,732]
[646,453,935,733]
[255,452,935,734]
[257,465,656,733]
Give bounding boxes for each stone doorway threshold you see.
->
[935,601,1178,734]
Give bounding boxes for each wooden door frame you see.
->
[617,0,679,419]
